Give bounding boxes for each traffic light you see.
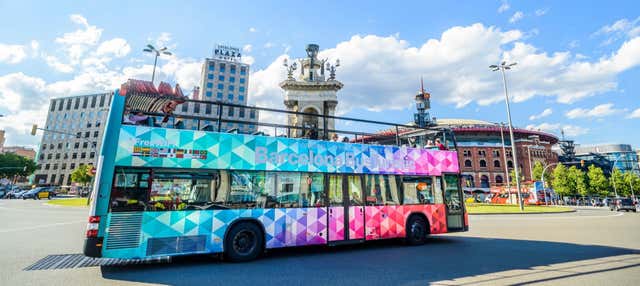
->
[30,124,38,136]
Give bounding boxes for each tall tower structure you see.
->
[280,44,343,139]
[414,77,434,128]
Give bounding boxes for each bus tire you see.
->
[405,215,429,246]
[224,221,264,262]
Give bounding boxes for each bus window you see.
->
[228,171,265,209]
[150,172,192,211]
[110,169,149,212]
[276,172,301,208]
[300,173,325,207]
[433,176,444,204]
[347,175,363,205]
[328,175,342,206]
[401,177,434,204]
[364,175,400,206]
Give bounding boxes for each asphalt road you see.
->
[0,199,638,286]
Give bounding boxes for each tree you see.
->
[587,165,609,197]
[552,164,573,197]
[623,172,640,198]
[531,161,552,184]
[610,168,628,196]
[568,166,588,197]
[71,165,93,187]
[0,153,37,177]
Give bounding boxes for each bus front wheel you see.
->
[224,222,264,262]
[405,215,429,245]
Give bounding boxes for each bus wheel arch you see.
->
[405,213,430,245]
[223,219,265,262]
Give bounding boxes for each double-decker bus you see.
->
[84,80,467,262]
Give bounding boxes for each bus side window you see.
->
[300,173,325,207]
[433,176,444,204]
[401,176,434,205]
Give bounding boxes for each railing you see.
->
[124,95,458,150]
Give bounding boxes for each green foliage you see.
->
[587,165,609,196]
[71,165,93,186]
[623,172,640,197]
[509,168,524,184]
[551,164,573,197]
[532,161,552,185]
[568,166,588,196]
[610,168,627,196]
[0,153,37,177]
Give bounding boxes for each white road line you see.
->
[0,220,85,233]
[471,212,625,220]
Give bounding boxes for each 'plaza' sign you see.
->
[214,45,241,61]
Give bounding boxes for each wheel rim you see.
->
[411,220,425,241]
[233,230,256,255]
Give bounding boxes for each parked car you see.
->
[22,187,55,200]
[609,198,636,212]
[0,187,7,198]
[5,189,27,199]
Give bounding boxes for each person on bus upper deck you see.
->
[342,136,350,143]
[425,140,435,148]
[435,138,447,150]
[331,133,339,142]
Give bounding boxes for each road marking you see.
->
[471,212,624,220]
[0,220,85,233]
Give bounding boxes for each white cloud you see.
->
[568,40,579,49]
[44,55,74,73]
[249,27,257,33]
[509,11,524,23]
[529,108,552,120]
[264,42,274,49]
[628,108,640,118]
[96,38,131,57]
[526,123,589,137]
[534,9,548,16]
[498,1,510,13]
[0,43,27,64]
[593,17,640,45]
[242,44,253,53]
[565,103,624,119]
[30,40,39,57]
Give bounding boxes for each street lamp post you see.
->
[143,45,172,83]
[611,158,620,198]
[491,61,524,211]
[499,122,512,201]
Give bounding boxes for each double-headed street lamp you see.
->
[490,61,524,211]
[143,44,172,83]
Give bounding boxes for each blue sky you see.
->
[0,0,639,149]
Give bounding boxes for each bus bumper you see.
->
[83,237,103,258]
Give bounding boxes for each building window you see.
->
[85,131,90,138]
[70,163,75,169]
[218,75,224,81]
[479,160,487,168]
[72,153,77,159]
[58,99,64,111]
[239,78,245,84]
[50,100,57,111]
[181,102,189,112]
[229,76,235,83]
[463,150,471,157]
[81,152,86,159]
[464,159,472,167]
[494,160,501,168]
[228,85,234,91]
[91,96,97,108]
[239,86,245,93]
[219,63,225,73]
[478,150,486,157]
[47,154,53,160]
[230,65,236,74]
[205,104,212,114]
[74,142,79,149]
[194,103,200,113]
[53,164,58,170]
[228,93,233,101]
[208,62,214,70]
[206,91,212,97]
[217,92,223,100]
[99,95,105,107]
[61,163,67,170]
[250,109,256,119]
[207,82,213,88]
[66,99,72,110]
[240,67,247,75]
[50,174,56,184]
[217,83,224,90]
[45,164,50,170]
[208,74,213,80]
[93,131,99,137]
[239,95,244,101]
[228,107,234,117]
[239,108,245,118]
[507,161,514,168]
[493,150,500,157]
[480,175,490,188]
[83,142,88,148]
[495,175,503,184]
[55,153,61,159]
[82,97,88,108]
[90,152,95,159]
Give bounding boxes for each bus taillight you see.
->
[86,216,100,238]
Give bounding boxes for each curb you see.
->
[469,208,577,215]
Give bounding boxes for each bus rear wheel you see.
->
[405,215,429,245]
[224,222,264,262]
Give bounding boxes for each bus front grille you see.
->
[105,212,143,250]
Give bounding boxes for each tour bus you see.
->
[84,79,468,262]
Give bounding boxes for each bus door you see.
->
[328,175,365,242]
[443,174,464,230]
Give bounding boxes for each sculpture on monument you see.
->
[280,44,343,139]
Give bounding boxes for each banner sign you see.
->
[115,125,459,175]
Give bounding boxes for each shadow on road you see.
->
[100,236,638,286]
